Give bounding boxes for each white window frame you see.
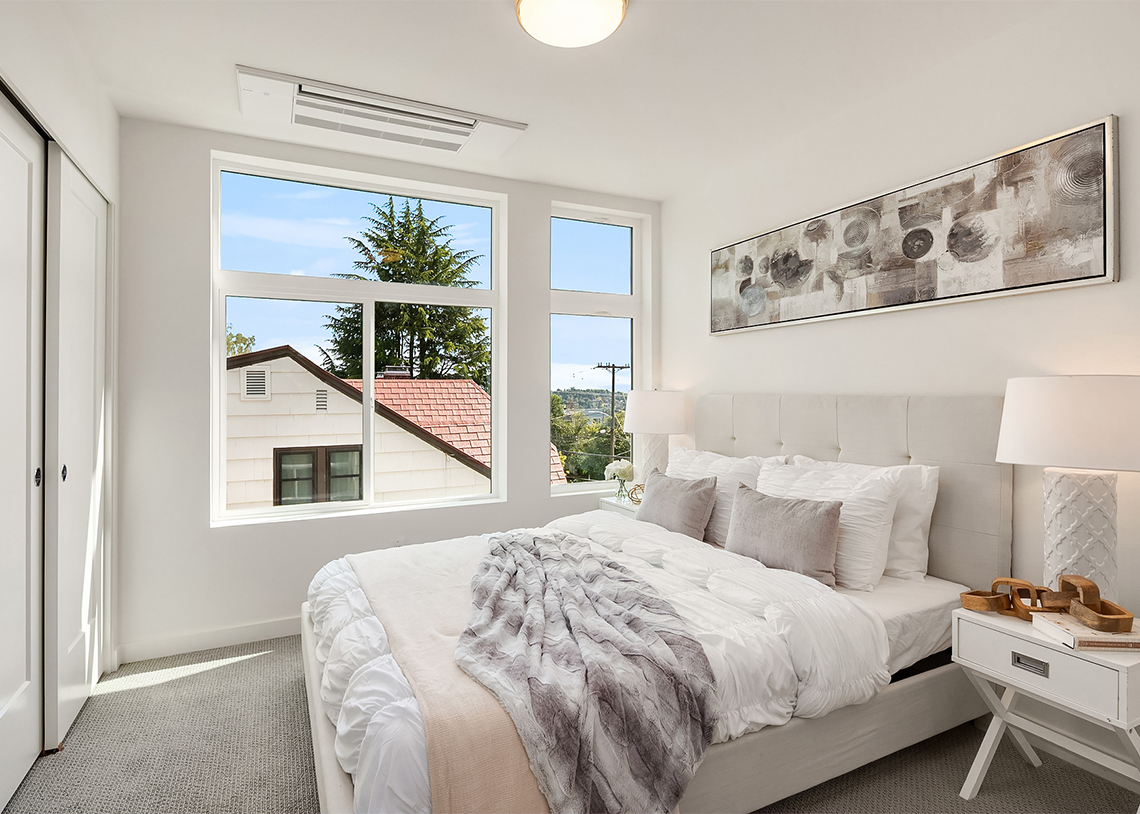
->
[210,152,506,526]
[549,202,652,496]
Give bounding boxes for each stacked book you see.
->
[1033,613,1140,651]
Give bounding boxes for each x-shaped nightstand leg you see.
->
[960,670,1042,800]
[1111,727,1140,814]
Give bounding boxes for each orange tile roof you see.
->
[346,377,567,484]
[550,444,568,485]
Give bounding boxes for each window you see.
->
[549,208,644,490]
[213,157,501,522]
[220,172,491,288]
[550,315,632,483]
[224,296,362,511]
[551,217,632,295]
[274,445,363,505]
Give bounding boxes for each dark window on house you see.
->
[274,444,363,506]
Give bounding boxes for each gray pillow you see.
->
[635,469,718,540]
[725,484,842,587]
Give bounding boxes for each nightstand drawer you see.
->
[957,617,1119,719]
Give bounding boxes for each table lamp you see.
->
[996,376,1140,600]
[623,390,686,479]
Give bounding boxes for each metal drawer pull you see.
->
[1011,651,1049,678]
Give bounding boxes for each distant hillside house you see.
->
[226,346,567,510]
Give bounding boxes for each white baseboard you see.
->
[116,615,301,664]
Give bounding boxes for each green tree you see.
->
[550,406,631,483]
[226,323,255,356]
[580,409,630,480]
[319,199,490,389]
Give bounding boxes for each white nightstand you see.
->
[952,608,1140,809]
[599,495,637,518]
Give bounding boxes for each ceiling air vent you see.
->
[241,367,271,401]
[316,389,328,412]
[236,66,527,160]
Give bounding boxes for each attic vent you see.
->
[236,66,527,160]
[316,389,328,411]
[241,367,271,401]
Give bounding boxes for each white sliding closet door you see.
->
[45,143,108,748]
[0,93,46,805]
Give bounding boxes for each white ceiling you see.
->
[58,0,1038,202]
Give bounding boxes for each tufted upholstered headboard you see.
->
[693,394,1012,591]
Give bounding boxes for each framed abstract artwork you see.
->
[710,117,1118,333]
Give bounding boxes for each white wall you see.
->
[659,3,1140,611]
[117,118,659,660]
[0,2,118,200]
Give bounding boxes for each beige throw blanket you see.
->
[347,538,550,814]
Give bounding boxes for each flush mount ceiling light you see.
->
[516,0,627,48]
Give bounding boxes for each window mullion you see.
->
[550,289,639,318]
[217,268,496,309]
[316,447,328,503]
[361,298,376,506]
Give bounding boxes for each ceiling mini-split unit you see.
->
[236,66,527,161]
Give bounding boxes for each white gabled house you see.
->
[226,345,566,510]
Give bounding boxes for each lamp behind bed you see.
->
[624,390,686,479]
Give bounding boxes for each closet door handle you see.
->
[34,467,41,487]
[61,464,67,482]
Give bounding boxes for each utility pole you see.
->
[594,362,630,461]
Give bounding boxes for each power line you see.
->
[593,362,630,461]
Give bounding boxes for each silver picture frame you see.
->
[710,116,1119,334]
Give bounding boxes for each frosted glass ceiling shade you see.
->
[996,376,1140,471]
[624,390,685,435]
[516,0,628,48]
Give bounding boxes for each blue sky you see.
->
[222,173,632,392]
[221,172,492,286]
[551,217,632,295]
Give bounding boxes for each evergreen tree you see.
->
[319,199,490,390]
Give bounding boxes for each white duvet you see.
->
[306,511,891,814]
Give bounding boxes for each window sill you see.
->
[551,480,619,498]
[210,494,506,528]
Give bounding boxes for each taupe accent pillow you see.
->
[725,484,842,587]
[635,469,718,540]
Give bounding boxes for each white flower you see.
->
[604,459,635,481]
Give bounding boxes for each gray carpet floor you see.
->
[4,636,319,814]
[4,635,1137,813]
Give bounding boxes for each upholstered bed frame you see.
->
[301,393,1012,813]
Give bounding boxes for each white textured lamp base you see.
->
[640,434,670,480]
[1042,467,1118,599]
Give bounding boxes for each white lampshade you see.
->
[623,390,685,435]
[516,0,627,48]
[996,376,1140,471]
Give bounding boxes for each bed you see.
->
[301,393,1012,813]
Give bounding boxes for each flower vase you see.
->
[615,478,629,501]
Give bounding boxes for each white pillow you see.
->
[791,456,939,582]
[753,461,901,591]
[666,447,786,545]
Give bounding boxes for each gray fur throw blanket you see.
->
[455,528,717,814]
